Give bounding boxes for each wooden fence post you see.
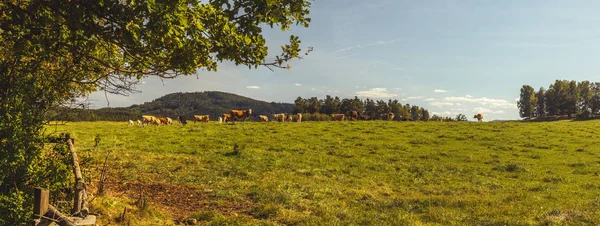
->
[67,137,89,217]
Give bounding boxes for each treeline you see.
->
[292,95,436,121]
[518,80,600,119]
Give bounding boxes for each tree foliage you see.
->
[519,80,600,119]
[292,96,431,121]
[518,85,537,119]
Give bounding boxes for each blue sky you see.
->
[89,0,600,120]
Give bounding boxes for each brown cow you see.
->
[387,112,395,121]
[331,114,345,121]
[259,115,269,122]
[231,109,252,123]
[158,117,169,125]
[351,111,359,120]
[178,116,187,125]
[297,113,302,123]
[194,115,210,123]
[286,114,293,122]
[142,115,160,126]
[473,113,483,122]
[222,113,231,123]
[273,113,286,122]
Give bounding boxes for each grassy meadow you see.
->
[46,120,600,225]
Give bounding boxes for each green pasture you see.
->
[47,120,600,225]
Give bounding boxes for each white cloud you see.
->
[432,111,459,116]
[332,53,359,61]
[465,95,473,98]
[295,83,302,87]
[444,96,517,109]
[473,107,505,114]
[430,101,455,107]
[355,88,398,98]
[311,88,316,91]
[333,39,402,53]
[424,98,436,102]
[434,89,449,93]
[514,97,519,101]
[406,96,425,100]
[246,86,260,89]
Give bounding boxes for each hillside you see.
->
[47,91,294,121]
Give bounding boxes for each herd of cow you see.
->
[127,109,485,126]
[127,109,303,126]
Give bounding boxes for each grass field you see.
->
[48,120,600,225]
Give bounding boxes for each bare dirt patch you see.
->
[104,177,253,220]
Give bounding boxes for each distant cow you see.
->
[137,120,142,126]
[158,117,169,125]
[194,115,210,123]
[166,117,173,125]
[178,116,187,125]
[273,113,286,122]
[218,117,223,123]
[297,113,302,123]
[286,114,293,122]
[331,114,345,121]
[387,112,395,121]
[222,114,231,123]
[259,115,269,122]
[231,109,252,123]
[474,113,483,122]
[142,115,160,126]
[128,120,134,126]
[351,111,359,120]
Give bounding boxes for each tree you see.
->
[320,95,335,115]
[400,104,411,121]
[420,108,430,121]
[592,83,600,115]
[388,99,402,121]
[456,114,468,121]
[410,105,421,121]
[0,1,313,224]
[340,98,354,116]
[535,87,546,118]
[351,96,365,114]
[376,100,390,119]
[364,98,377,119]
[294,97,307,114]
[578,81,593,115]
[517,85,537,119]
[333,96,342,114]
[565,80,579,117]
[308,97,320,114]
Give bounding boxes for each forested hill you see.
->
[47,91,294,121]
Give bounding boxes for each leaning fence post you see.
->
[67,136,89,217]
